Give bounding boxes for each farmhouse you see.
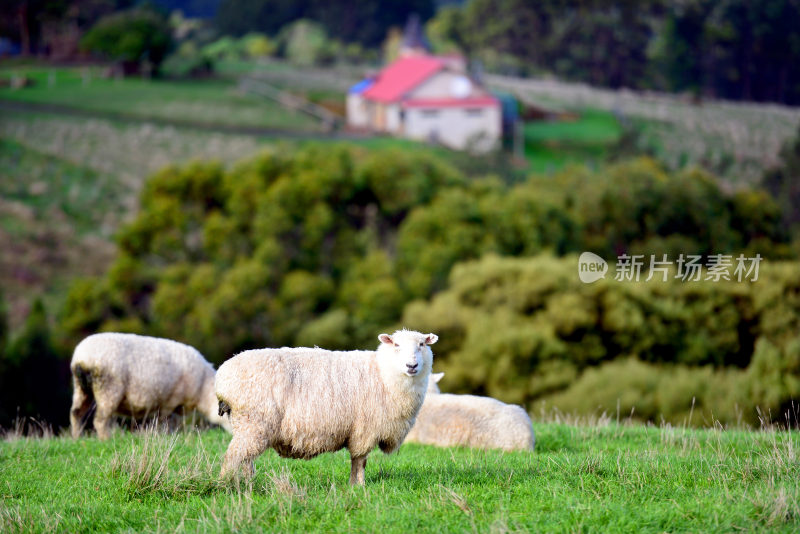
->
[347,54,501,152]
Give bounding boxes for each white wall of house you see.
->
[409,70,491,100]
[346,94,369,128]
[404,105,501,152]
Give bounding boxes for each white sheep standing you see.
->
[404,372,535,451]
[215,329,438,485]
[70,332,231,439]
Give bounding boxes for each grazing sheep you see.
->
[215,329,438,485]
[405,372,535,451]
[70,333,231,439]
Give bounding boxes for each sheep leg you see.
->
[220,430,268,480]
[69,375,93,439]
[349,455,368,486]
[93,402,116,440]
[155,408,177,433]
[92,386,123,440]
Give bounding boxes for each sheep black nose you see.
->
[406,363,418,371]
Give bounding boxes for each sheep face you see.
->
[378,330,438,378]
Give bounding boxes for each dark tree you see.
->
[81,7,173,75]
[705,0,800,103]
[215,0,305,37]
[215,0,434,46]
[653,0,713,94]
[763,125,800,229]
[1,300,71,431]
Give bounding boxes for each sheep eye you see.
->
[393,343,399,347]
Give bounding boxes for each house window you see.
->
[465,108,484,117]
[421,109,439,118]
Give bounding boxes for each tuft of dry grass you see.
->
[439,484,473,517]
[1,417,54,442]
[0,504,63,534]
[752,486,800,527]
[109,423,222,498]
[198,488,261,531]
[109,427,178,494]
[267,466,307,500]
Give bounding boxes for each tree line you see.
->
[215,0,800,105]
[428,0,800,105]
[6,1,800,104]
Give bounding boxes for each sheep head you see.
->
[377,330,437,378]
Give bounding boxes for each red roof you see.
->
[362,56,445,103]
[402,97,499,109]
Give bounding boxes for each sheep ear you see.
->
[378,334,393,345]
[432,372,444,383]
[425,334,438,345]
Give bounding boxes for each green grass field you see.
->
[2,420,798,533]
[524,110,622,173]
[0,137,127,237]
[0,67,321,131]
[490,74,800,186]
[0,114,267,328]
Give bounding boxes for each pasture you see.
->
[0,66,321,132]
[0,138,119,324]
[523,109,621,173]
[0,109,265,328]
[488,73,800,185]
[1,419,798,533]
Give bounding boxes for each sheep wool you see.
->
[405,372,535,451]
[215,329,438,485]
[70,332,231,439]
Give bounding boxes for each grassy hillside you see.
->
[488,74,800,186]
[0,138,118,327]
[1,421,798,533]
[0,109,267,327]
[524,109,622,173]
[0,67,321,132]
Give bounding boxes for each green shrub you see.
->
[61,146,466,360]
[241,33,276,58]
[81,9,173,74]
[281,19,332,66]
[201,36,243,61]
[402,254,800,426]
[541,358,750,426]
[161,41,214,78]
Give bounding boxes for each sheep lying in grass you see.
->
[404,372,535,451]
[215,329,438,485]
[70,333,232,439]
